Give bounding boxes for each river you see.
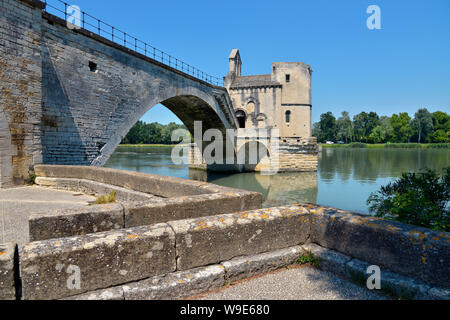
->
[105,146,449,214]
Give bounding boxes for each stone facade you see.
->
[224,50,318,172]
[224,49,313,138]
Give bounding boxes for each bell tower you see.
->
[224,49,241,89]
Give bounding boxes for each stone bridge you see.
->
[0,0,318,188]
[0,0,245,187]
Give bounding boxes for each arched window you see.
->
[236,110,246,128]
[285,110,291,123]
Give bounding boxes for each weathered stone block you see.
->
[29,203,125,241]
[301,243,352,277]
[124,193,258,228]
[77,179,158,202]
[61,286,124,300]
[35,176,159,202]
[122,265,225,300]
[345,258,433,300]
[20,223,176,300]
[0,243,16,300]
[35,177,80,190]
[222,246,302,282]
[34,166,211,197]
[420,230,450,288]
[169,205,310,270]
[307,205,431,280]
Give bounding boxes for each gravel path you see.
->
[199,266,389,300]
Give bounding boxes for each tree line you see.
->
[121,121,189,145]
[313,108,449,144]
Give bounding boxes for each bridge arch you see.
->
[93,88,237,167]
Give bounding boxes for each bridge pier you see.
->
[188,133,319,174]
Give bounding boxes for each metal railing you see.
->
[42,0,224,86]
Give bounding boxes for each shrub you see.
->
[367,167,449,232]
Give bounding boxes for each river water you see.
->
[105,146,449,214]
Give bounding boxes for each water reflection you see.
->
[319,148,449,183]
[105,146,449,214]
[191,170,318,208]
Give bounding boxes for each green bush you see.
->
[367,167,449,232]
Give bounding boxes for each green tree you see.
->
[336,111,353,143]
[122,121,188,145]
[318,112,337,142]
[122,120,148,144]
[353,112,379,142]
[431,111,450,143]
[391,113,413,143]
[367,112,380,136]
[411,108,433,143]
[147,122,163,144]
[312,122,322,141]
[367,167,449,232]
[368,116,393,143]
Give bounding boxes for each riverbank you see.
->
[321,143,450,149]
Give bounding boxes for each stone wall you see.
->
[0,0,45,186]
[5,203,448,300]
[278,137,319,172]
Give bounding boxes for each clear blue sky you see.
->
[57,0,450,123]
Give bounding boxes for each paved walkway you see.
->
[0,186,95,245]
[197,266,388,300]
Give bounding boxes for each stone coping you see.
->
[34,165,251,198]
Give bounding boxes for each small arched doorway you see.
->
[236,110,246,128]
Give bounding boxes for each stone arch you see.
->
[0,107,13,187]
[93,87,236,167]
[235,108,247,129]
